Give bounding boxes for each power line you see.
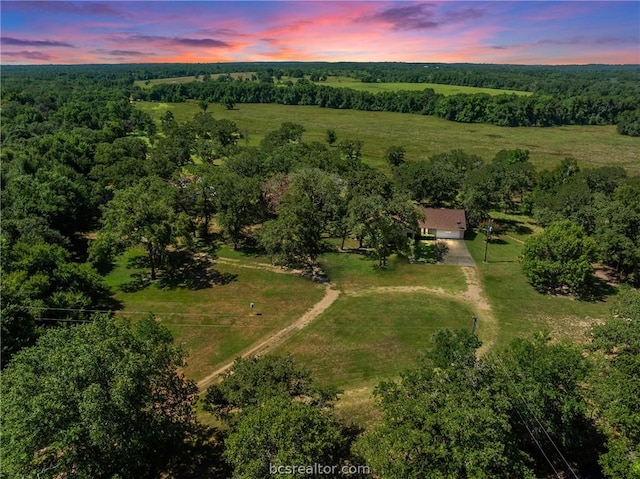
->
[491,353,579,479]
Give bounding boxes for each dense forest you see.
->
[1,64,639,478]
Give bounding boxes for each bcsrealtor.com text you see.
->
[269,463,371,476]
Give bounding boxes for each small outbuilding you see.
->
[419,208,467,239]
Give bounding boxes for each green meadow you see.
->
[136,100,640,174]
[316,75,532,96]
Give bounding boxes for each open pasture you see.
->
[315,75,531,96]
[136,101,640,174]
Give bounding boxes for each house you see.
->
[418,208,467,239]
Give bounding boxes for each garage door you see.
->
[435,230,463,239]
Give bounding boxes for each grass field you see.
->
[316,75,531,96]
[104,221,619,426]
[135,100,640,174]
[105,247,325,381]
[318,252,467,293]
[273,292,475,387]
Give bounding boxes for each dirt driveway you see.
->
[438,239,476,266]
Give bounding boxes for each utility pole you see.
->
[483,222,493,263]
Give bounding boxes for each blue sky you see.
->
[1,1,638,64]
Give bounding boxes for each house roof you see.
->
[419,208,467,231]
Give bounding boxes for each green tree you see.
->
[595,185,640,285]
[358,330,534,478]
[617,109,640,136]
[95,176,190,280]
[590,287,640,478]
[203,355,337,420]
[385,145,405,168]
[214,171,264,249]
[204,356,347,479]
[222,95,235,110]
[258,195,323,266]
[224,397,347,479]
[521,220,596,295]
[1,315,198,478]
[1,239,116,367]
[326,128,337,146]
[346,195,420,266]
[495,334,602,476]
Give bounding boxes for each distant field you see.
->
[315,75,531,96]
[135,100,640,174]
[134,72,255,89]
[133,73,530,96]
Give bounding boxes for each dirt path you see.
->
[346,285,450,297]
[461,266,498,355]
[197,284,340,391]
[197,256,498,392]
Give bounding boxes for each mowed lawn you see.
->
[318,252,467,293]
[135,101,640,174]
[273,292,476,388]
[104,247,325,381]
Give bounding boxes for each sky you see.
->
[1,1,639,65]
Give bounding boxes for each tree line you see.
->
[4,63,639,133]
[137,76,640,133]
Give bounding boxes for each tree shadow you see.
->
[127,254,150,269]
[580,277,617,302]
[120,272,153,293]
[169,425,231,479]
[158,250,237,290]
[497,217,533,236]
[490,238,509,245]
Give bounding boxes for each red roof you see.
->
[419,208,467,231]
